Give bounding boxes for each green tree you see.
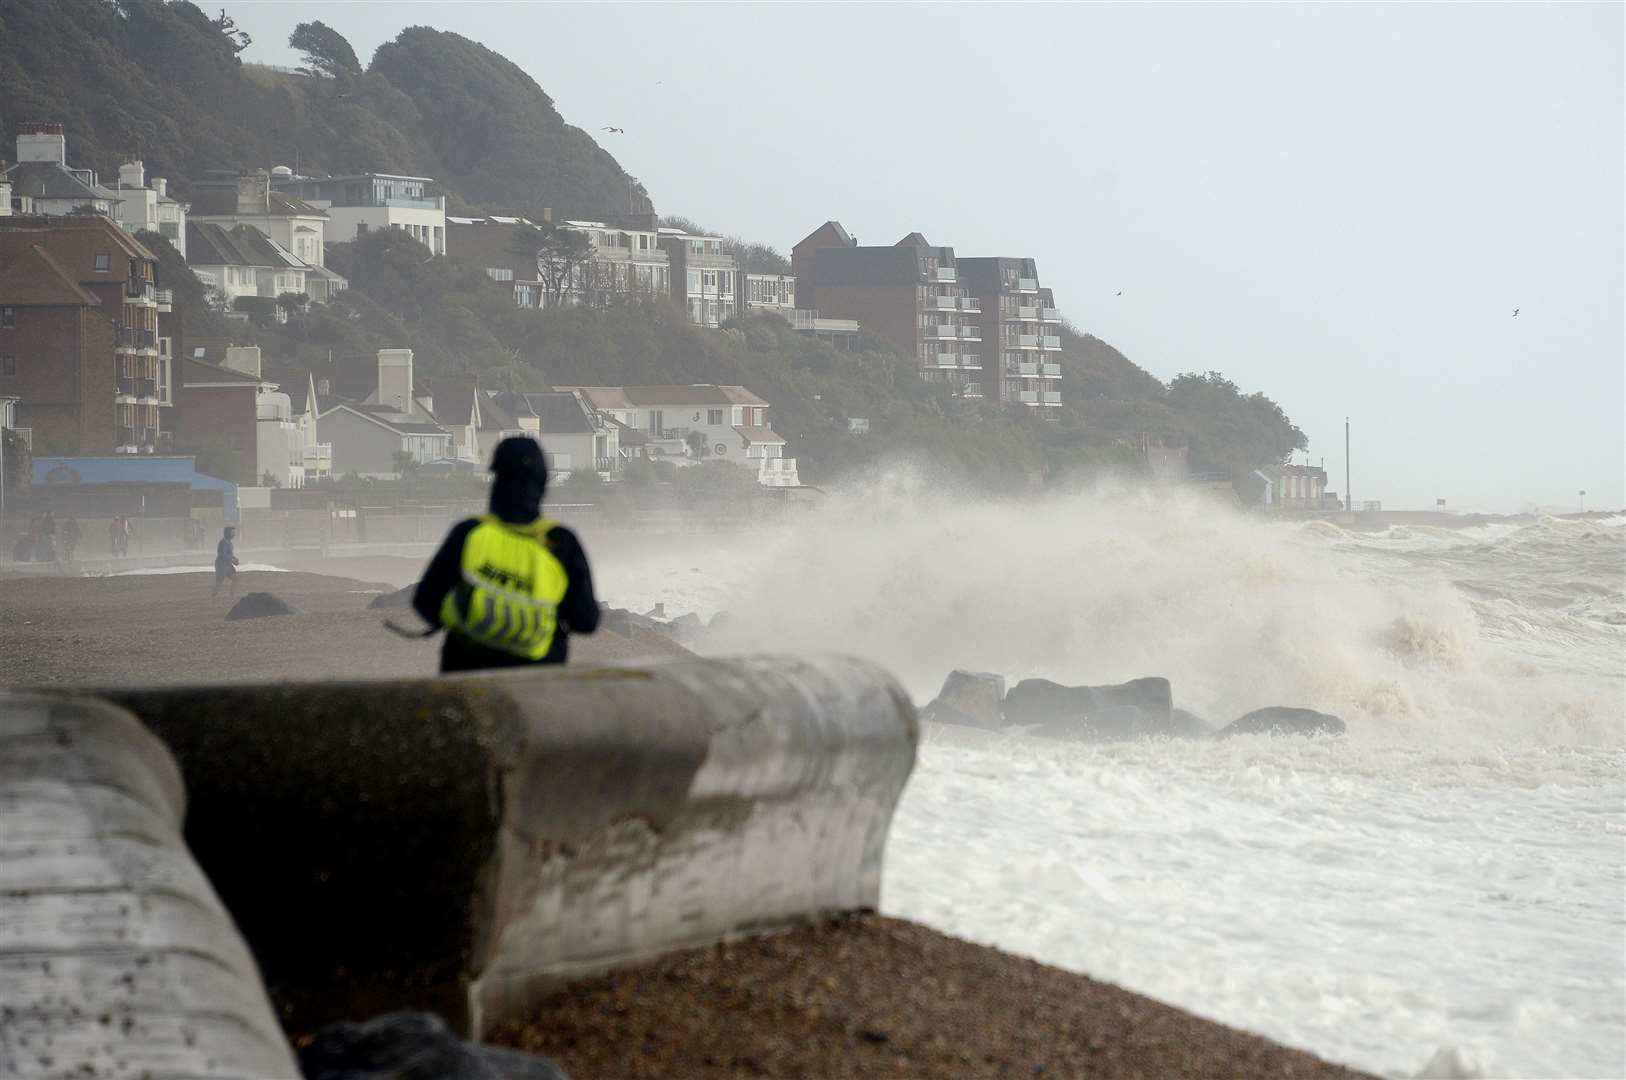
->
[289,20,361,80]
[512,223,592,308]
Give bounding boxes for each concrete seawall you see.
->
[106,656,918,1037]
[0,693,299,1079]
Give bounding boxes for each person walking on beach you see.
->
[108,515,130,558]
[412,437,599,673]
[212,526,240,598]
[60,516,80,562]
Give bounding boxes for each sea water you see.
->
[599,479,1625,1079]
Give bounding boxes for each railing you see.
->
[1017,277,1038,292]
[156,288,173,312]
[1010,362,1039,377]
[117,377,136,398]
[932,267,957,282]
[962,382,983,399]
[1043,392,1062,404]
[1018,305,1040,319]
[1017,334,1040,348]
[1041,307,1061,322]
[933,353,958,368]
[931,296,957,310]
[932,323,958,339]
[1041,335,1062,350]
[960,354,982,368]
[375,196,444,210]
[125,279,156,302]
[1018,390,1039,404]
[960,326,981,340]
[116,326,157,351]
[959,297,981,313]
[136,378,157,400]
[1042,363,1063,378]
[595,456,615,472]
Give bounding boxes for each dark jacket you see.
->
[412,517,598,672]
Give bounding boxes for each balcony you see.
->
[959,354,982,369]
[1017,391,1040,405]
[116,426,136,447]
[931,295,957,310]
[931,323,958,340]
[932,267,957,283]
[959,326,981,341]
[1017,277,1039,292]
[1041,335,1063,350]
[125,279,156,303]
[156,288,173,313]
[933,353,958,368]
[1041,307,1061,322]
[959,297,981,313]
[115,325,157,353]
[1018,305,1040,319]
[1017,334,1040,349]
[961,382,983,399]
[1043,392,1063,405]
[1010,362,1039,377]
[1042,363,1063,378]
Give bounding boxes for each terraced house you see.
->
[0,215,168,455]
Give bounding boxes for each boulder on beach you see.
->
[300,1012,569,1080]
[1170,708,1215,739]
[922,669,1007,730]
[665,611,704,643]
[1216,706,1346,738]
[1004,676,1187,741]
[226,592,301,620]
[600,606,635,637]
[367,583,417,610]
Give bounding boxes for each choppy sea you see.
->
[602,482,1625,1079]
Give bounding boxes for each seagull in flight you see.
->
[1115,289,1122,297]
[602,125,625,134]
[1512,308,1519,317]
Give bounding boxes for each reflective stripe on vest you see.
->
[439,515,570,660]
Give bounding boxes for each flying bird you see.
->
[1512,308,1519,317]
[602,125,625,134]
[1115,290,1122,297]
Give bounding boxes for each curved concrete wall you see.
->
[108,656,917,1038]
[0,693,299,1080]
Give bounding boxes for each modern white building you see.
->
[559,218,672,304]
[272,170,447,255]
[657,228,737,327]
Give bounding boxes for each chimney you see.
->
[118,161,145,189]
[237,170,272,214]
[222,346,262,379]
[153,177,167,198]
[16,121,67,165]
[376,349,414,414]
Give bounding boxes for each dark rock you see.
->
[1216,706,1346,738]
[600,607,634,637]
[665,612,704,643]
[225,592,301,620]
[1169,708,1215,739]
[1005,677,1179,742]
[299,1012,569,1080]
[922,670,1006,730]
[367,584,416,610]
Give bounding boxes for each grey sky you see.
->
[225,1,1624,511]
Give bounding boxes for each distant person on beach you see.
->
[33,511,57,564]
[212,526,240,598]
[109,515,130,558]
[60,516,80,561]
[413,436,599,672]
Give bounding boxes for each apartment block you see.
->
[793,223,984,398]
[272,170,447,255]
[957,257,1063,413]
[657,228,737,327]
[560,217,672,303]
[0,215,166,454]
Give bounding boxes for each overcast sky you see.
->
[224,1,1624,511]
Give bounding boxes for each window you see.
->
[1,356,14,376]
[719,271,732,292]
[356,223,369,235]
[94,254,111,272]
[486,267,514,282]
[1,307,13,327]
[707,409,724,426]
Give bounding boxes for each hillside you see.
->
[0,0,642,215]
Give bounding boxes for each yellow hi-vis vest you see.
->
[439,515,570,660]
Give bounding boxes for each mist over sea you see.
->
[599,478,1625,1078]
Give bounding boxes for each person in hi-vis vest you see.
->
[413,437,599,672]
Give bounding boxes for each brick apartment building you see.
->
[956,257,1064,412]
[0,215,167,455]
[793,223,984,398]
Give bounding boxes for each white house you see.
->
[188,172,346,301]
[560,384,795,484]
[2,123,113,217]
[558,218,671,305]
[272,170,447,255]
[110,161,189,257]
[185,222,310,307]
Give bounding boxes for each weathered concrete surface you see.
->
[106,656,918,1039]
[0,693,299,1079]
